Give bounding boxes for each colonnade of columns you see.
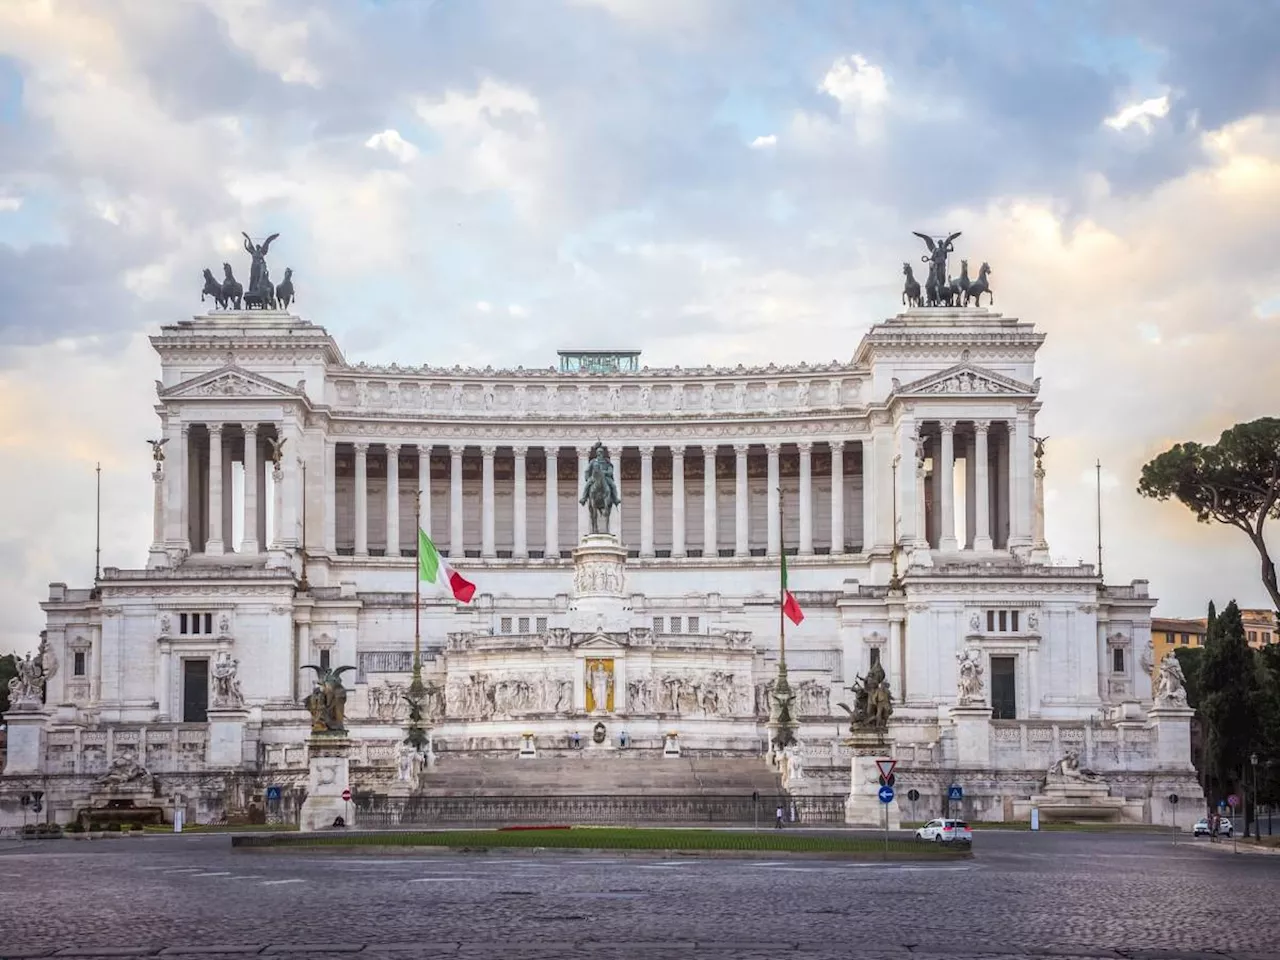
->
[176,422,294,556]
[915,418,1025,552]
[325,441,874,561]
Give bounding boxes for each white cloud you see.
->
[1104,94,1171,132]
[750,134,777,149]
[821,54,889,113]
[476,301,492,312]
[508,304,528,317]
[416,79,540,130]
[0,193,22,212]
[365,129,420,163]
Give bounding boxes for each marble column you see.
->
[206,424,225,555]
[897,418,917,547]
[449,445,464,556]
[324,440,337,554]
[513,446,528,559]
[734,443,749,557]
[939,420,957,552]
[861,439,874,551]
[481,446,496,558]
[385,443,400,557]
[973,421,993,552]
[418,445,431,541]
[1012,414,1032,551]
[703,446,717,556]
[354,442,369,558]
[930,435,944,548]
[577,446,591,542]
[614,447,625,542]
[639,445,655,558]
[239,424,258,552]
[766,443,781,556]
[221,430,234,551]
[178,424,190,552]
[798,441,813,556]
[272,457,283,551]
[670,447,686,559]
[255,435,268,549]
[545,448,560,557]
[964,430,977,550]
[830,441,844,556]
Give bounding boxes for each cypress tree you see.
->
[1198,601,1260,813]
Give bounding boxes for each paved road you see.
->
[1,830,1278,959]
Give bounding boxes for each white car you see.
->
[1193,817,1233,838]
[915,818,972,842]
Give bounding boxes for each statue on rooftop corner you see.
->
[579,441,620,536]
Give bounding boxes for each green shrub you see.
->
[106,822,122,832]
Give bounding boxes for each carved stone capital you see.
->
[241,423,258,437]
[450,444,466,457]
[208,423,224,438]
[638,445,655,458]
[797,441,814,455]
[512,445,528,458]
[670,447,685,461]
[973,420,991,435]
[353,442,370,455]
[181,423,191,438]
[384,441,401,454]
[418,444,432,461]
[939,420,957,434]
[480,445,497,458]
[733,443,750,455]
[544,448,559,462]
[702,445,718,459]
[764,443,781,456]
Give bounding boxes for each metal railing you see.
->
[351,793,848,828]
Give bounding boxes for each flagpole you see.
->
[778,485,786,670]
[94,462,102,583]
[405,489,427,754]
[1096,459,1104,580]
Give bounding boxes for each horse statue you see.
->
[220,263,243,310]
[276,267,295,309]
[201,268,227,308]
[244,281,276,310]
[948,259,971,306]
[964,262,992,307]
[925,271,943,307]
[902,263,921,308]
[579,441,620,536]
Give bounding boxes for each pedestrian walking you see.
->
[775,805,784,829]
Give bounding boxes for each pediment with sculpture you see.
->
[159,365,306,402]
[893,363,1037,398]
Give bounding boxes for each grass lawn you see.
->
[231,826,971,858]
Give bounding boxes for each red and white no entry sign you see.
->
[341,788,352,802]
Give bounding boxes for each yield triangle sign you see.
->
[876,758,897,779]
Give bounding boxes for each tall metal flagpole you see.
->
[778,486,786,671]
[404,489,427,753]
[94,462,102,583]
[1096,459,1104,580]
[770,485,795,751]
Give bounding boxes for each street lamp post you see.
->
[1251,752,1260,843]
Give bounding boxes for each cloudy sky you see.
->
[1,0,1278,654]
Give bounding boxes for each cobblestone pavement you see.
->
[2,830,1278,959]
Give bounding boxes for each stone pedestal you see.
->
[1018,775,1141,824]
[950,703,991,768]
[518,733,537,758]
[843,733,899,829]
[300,736,353,832]
[568,534,631,633]
[1147,704,1196,770]
[663,733,681,758]
[1,709,48,775]
[206,708,250,768]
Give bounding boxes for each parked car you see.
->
[1193,817,1233,838]
[915,818,972,842]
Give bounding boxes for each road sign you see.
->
[266,785,282,802]
[878,785,895,804]
[875,759,897,780]
[1217,800,1227,810]
[878,773,896,787]
[31,790,43,802]
[906,788,920,802]
[19,794,30,808]
[948,785,964,802]
[1168,793,1179,805]
[1227,794,1239,808]
[341,788,352,802]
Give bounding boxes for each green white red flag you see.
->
[418,528,476,603]
[781,552,804,626]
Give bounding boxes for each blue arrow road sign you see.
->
[266,786,282,801]
[878,785,895,804]
[948,785,964,801]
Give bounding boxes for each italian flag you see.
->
[418,528,476,603]
[781,552,804,626]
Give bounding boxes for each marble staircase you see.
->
[414,751,782,797]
